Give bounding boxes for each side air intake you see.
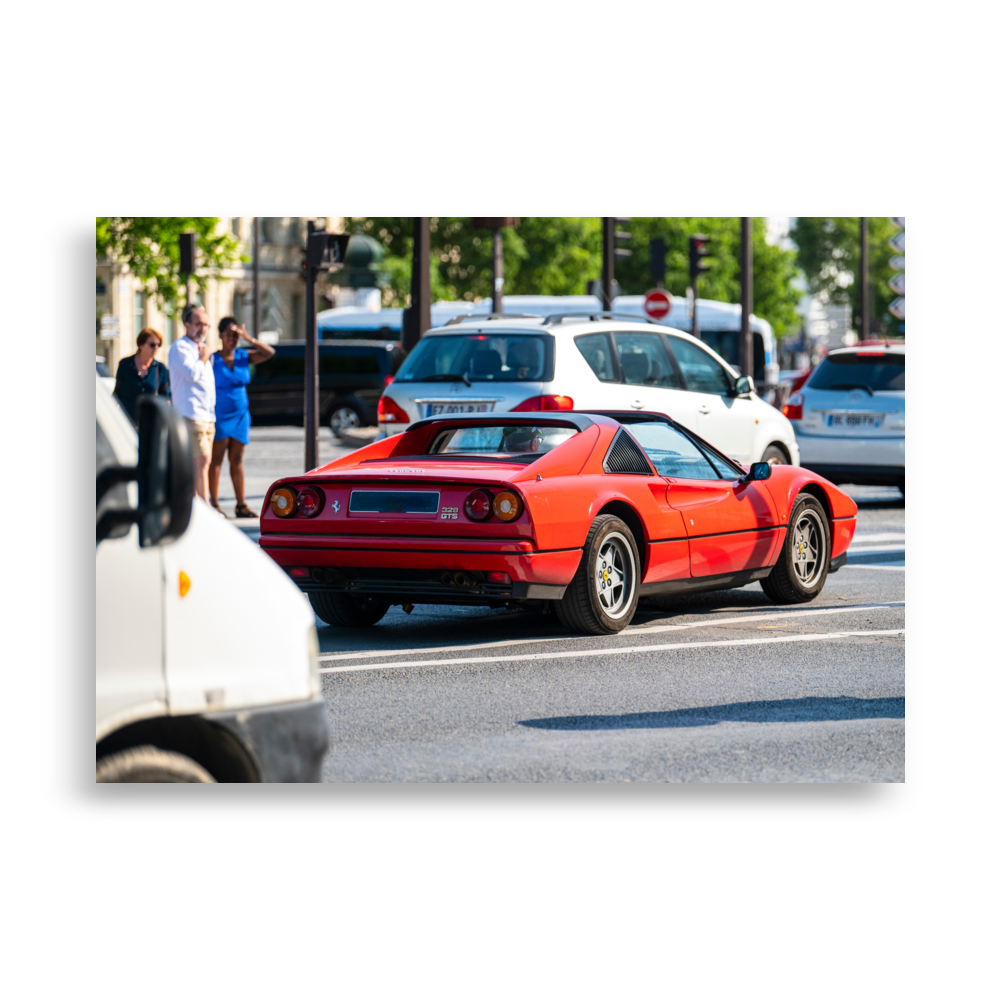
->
[603,428,654,475]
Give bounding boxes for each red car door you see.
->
[628,420,780,578]
[666,478,778,577]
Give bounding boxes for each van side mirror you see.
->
[96,397,195,546]
[735,375,754,397]
[740,461,772,484]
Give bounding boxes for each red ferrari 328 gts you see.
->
[259,412,858,635]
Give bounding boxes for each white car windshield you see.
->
[395,334,553,383]
[428,424,577,457]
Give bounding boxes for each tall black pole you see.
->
[253,217,261,340]
[740,217,753,382]
[492,227,504,314]
[601,217,613,312]
[304,223,320,473]
[404,217,431,352]
[859,217,869,341]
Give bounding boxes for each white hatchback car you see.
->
[782,344,905,492]
[378,314,798,467]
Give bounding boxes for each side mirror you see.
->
[735,375,754,397]
[740,461,772,484]
[96,397,195,546]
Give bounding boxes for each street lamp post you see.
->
[859,217,870,340]
[253,217,261,340]
[740,217,753,381]
[472,219,519,315]
[303,228,349,472]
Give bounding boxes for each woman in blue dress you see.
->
[209,317,275,518]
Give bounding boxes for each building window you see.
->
[134,291,145,338]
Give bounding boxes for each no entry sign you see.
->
[644,289,671,320]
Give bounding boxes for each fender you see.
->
[763,466,858,558]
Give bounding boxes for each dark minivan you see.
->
[247,340,406,435]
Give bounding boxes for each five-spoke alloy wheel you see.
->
[556,514,639,634]
[761,494,830,603]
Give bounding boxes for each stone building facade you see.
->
[96,217,344,370]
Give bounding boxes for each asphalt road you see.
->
[239,427,905,782]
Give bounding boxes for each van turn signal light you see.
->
[179,571,191,598]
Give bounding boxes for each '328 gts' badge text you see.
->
[441,506,459,520]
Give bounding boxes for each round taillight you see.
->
[270,488,297,517]
[493,491,522,522]
[297,486,325,518]
[464,489,493,521]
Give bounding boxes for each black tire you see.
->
[309,591,390,627]
[329,405,362,438]
[760,494,830,604]
[554,515,640,635]
[761,443,789,465]
[897,477,905,498]
[97,746,215,783]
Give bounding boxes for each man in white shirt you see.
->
[168,304,216,502]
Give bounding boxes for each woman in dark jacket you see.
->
[113,328,170,423]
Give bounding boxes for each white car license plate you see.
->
[827,412,883,429]
[427,402,495,416]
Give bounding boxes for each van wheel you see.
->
[761,444,789,465]
[329,405,362,437]
[97,746,216,783]
[309,591,390,627]
[554,515,639,634]
[760,495,830,604]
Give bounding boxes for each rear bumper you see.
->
[259,534,580,604]
[802,463,905,486]
[794,431,904,471]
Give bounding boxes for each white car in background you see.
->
[782,344,905,493]
[378,314,798,467]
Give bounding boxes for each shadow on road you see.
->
[519,696,905,731]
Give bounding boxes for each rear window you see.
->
[808,352,905,392]
[320,350,380,375]
[395,334,554,383]
[260,347,390,377]
[428,424,577,458]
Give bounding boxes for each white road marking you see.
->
[317,601,905,663]
[843,564,905,572]
[318,629,905,674]
[850,533,905,544]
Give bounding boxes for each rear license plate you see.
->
[349,491,440,514]
[427,402,495,416]
[827,412,883,429]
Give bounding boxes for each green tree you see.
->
[789,217,902,337]
[346,217,801,337]
[613,218,802,338]
[350,217,604,305]
[96,217,244,312]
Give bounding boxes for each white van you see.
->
[96,379,328,782]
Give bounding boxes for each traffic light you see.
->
[649,236,666,287]
[179,232,196,275]
[613,218,632,260]
[688,234,710,283]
